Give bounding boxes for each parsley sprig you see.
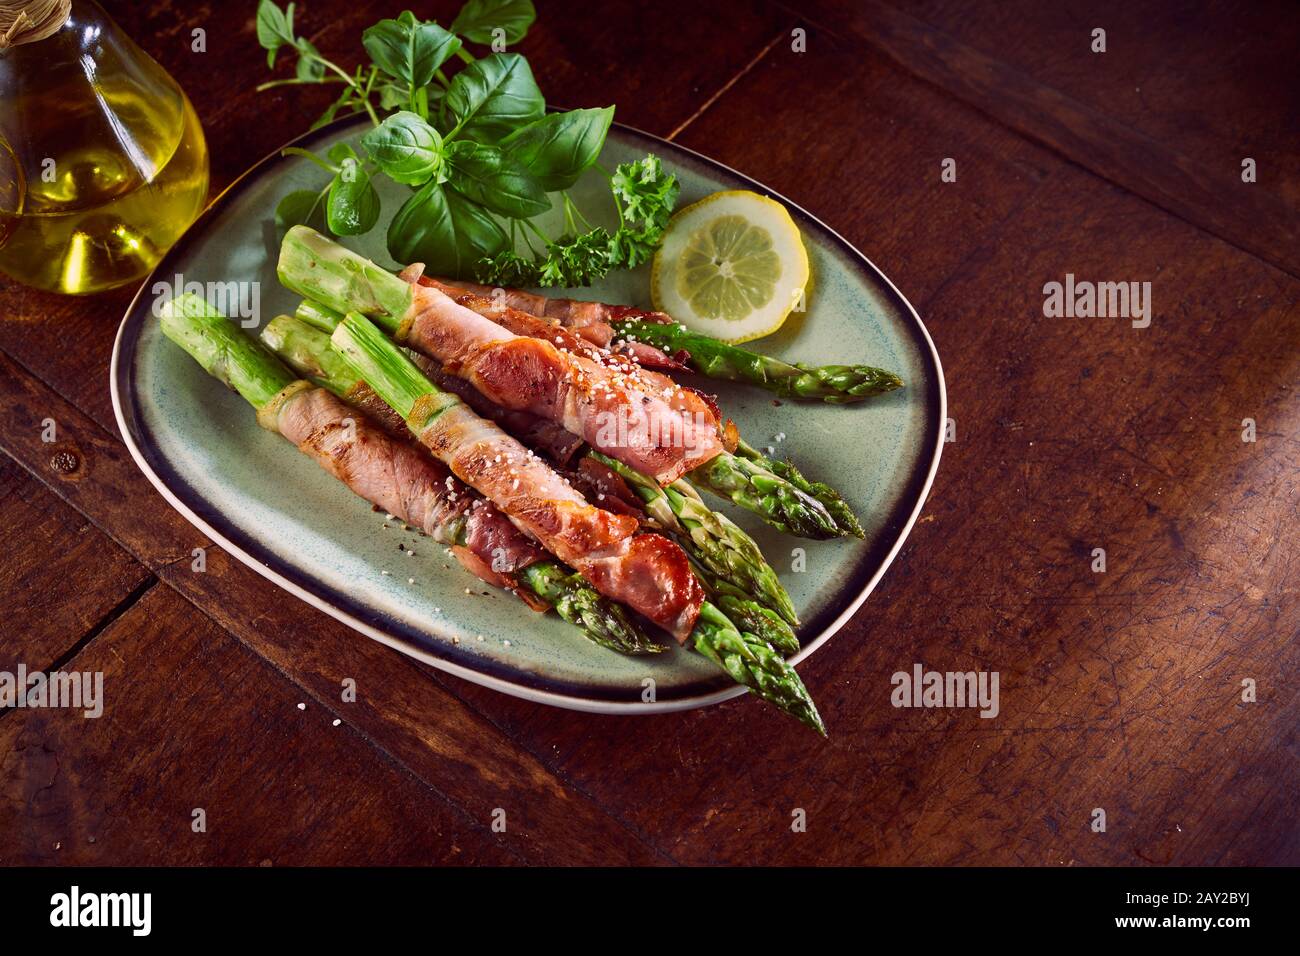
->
[478,156,679,287]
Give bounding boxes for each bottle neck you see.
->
[0,0,72,50]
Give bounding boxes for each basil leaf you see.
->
[362,11,462,91]
[451,0,537,45]
[447,141,549,219]
[442,53,544,142]
[361,111,445,186]
[326,159,380,236]
[500,106,613,191]
[327,142,359,166]
[388,181,509,277]
[377,81,408,111]
[275,188,326,234]
[294,38,325,81]
[256,0,296,67]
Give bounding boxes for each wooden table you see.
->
[2,0,1295,866]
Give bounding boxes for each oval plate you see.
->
[111,115,946,714]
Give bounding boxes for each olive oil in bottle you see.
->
[0,0,209,295]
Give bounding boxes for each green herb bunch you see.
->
[256,0,678,285]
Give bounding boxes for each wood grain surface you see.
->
[0,0,1295,866]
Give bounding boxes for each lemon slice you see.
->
[651,190,809,343]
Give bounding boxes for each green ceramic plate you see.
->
[111,115,945,714]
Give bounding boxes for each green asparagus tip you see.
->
[520,563,663,655]
[735,440,865,540]
[691,452,843,540]
[715,592,799,656]
[692,602,825,734]
[792,362,904,403]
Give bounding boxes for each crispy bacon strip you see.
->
[419,277,731,449]
[413,400,703,639]
[395,277,725,485]
[410,353,585,465]
[272,385,545,594]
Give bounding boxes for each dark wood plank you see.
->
[786,0,1300,279]
[0,350,663,865]
[890,163,1300,867]
[0,584,515,865]
[671,25,1053,312]
[0,453,152,675]
[905,0,1300,212]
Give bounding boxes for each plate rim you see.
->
[109,114,947,715]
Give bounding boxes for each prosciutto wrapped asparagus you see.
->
[158,293,657,656]
[426,278,905,404]
[271,311,801,644]
[278,226,845,539]
[419,276,865,539]
[330,310,825,732]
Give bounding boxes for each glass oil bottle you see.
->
[0,0,209,295]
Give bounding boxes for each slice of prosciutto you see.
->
[409,399,704,640]
[428,278,678,344]
[418,277,731,450]
[409,352,585,466]
[425,278,634,346]
[268,383,545,595]
[395,277,724,486]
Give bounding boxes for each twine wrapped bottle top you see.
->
[0,0,71,49]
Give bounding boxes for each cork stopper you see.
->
[0,0,71,50]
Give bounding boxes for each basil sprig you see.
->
[257,0,677,285]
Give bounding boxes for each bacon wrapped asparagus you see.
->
[289,297,801,628]
[330,310,825,732]
[422,278,866,538]
[426,279,904,404]
[158,293,658,656]
[278,226,845,539]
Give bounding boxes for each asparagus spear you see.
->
[589,451,797,627]
[161,295,656,655]
[611,317,903,403]
[699,575,799,657]
[331,310,825,732]
[691,603,822,734]
[278,228,853,539]
[687,451,841,539]
[733,439,865,539]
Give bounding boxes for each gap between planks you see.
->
[0,569,157,725]
[665,27,792,142]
